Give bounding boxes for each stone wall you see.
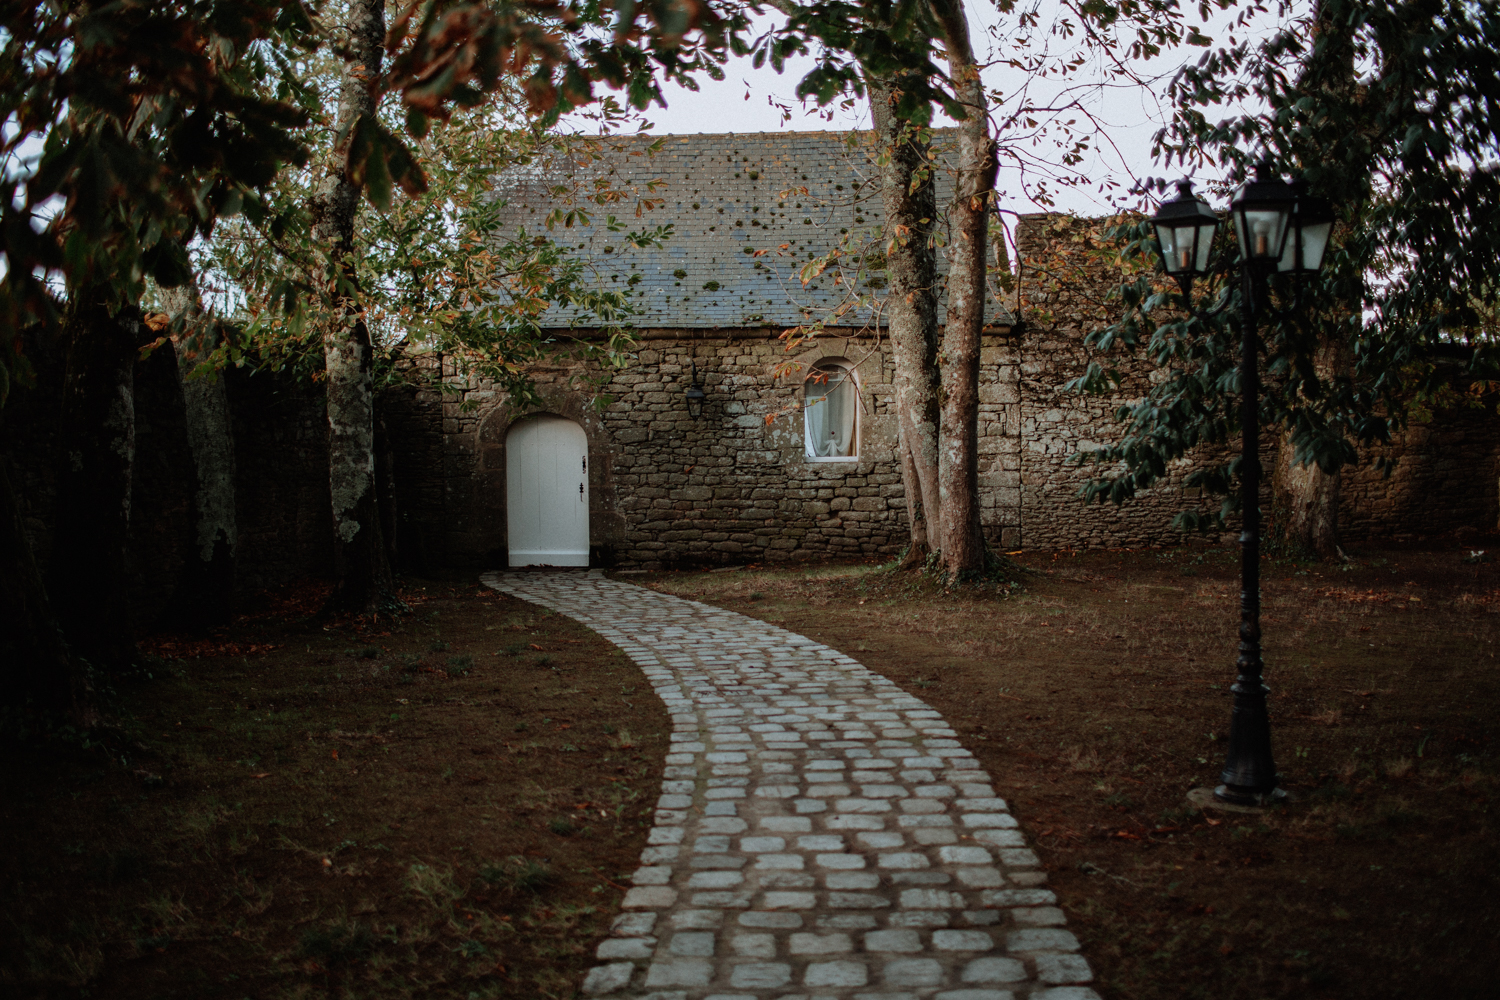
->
[1010,213,1500,550]
[408,334,923,569]
[400,213,1500,569]
[225,366,334,593]
[1011,213,1250,549]
[7,215,1498,618]
[1340,391,1500,543]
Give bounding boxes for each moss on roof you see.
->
[489,131,1015,330]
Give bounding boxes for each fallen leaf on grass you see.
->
[250,773,271,779]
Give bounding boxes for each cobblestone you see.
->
[482,571,1100,999]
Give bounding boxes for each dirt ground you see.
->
[5,547,1496,1000]
[0,578,668,1000]
[643,544,1499,1000]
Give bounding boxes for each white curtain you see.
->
[804,369,857,458]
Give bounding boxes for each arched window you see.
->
[804,362,858,461]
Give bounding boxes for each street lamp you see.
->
[1150,161,1327,807]
[1151,179,1219,293]
[1231,161,1297,263]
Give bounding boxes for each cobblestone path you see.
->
[481,571,1098,1000]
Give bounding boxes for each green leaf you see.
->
[405,107,429,140]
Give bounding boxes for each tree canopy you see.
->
[0,0,757,403]
[1070,0,1500,528]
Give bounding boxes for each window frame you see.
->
[802,360,860,463]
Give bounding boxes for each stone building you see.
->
[380,132,1500,571]
[6,131,1495,631]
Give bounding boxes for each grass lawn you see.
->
[0,578,669,1000]
[643,544,1499,1000]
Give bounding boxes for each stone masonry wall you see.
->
[410,326,1031,571]
[1340,392,1500,543]
[226,366,334,593]
[10,214,1493,616]
[422,335,908,569]
[399,213,1500,569]
[1013,213,1241,549]
[1011,213,1500,549]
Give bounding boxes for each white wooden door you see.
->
[506,415,590,567]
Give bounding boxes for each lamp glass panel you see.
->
[1235,207,1289,261]
[1154,222,1180,272]
[1157,221,1210,276]
[1276,225,1299,271]
[1298,220,1333,271]
[1192,222,1215,273]
[1276,219,1335,273]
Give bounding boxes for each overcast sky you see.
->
[570,1,1299,219]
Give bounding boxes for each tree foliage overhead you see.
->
[0,0,759,405]
[1070,0,1500,527]
[194,95,673,407]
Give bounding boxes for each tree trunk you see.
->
[48,292,148,673]
[1271,337,1348,558]
[375,410,399,571]
[0,454,97,727]
[163,281,238,627]
[1268,0,1357,561]
[313,0,397,613]
[932,0,998,578]
[1271,441,1340,558]
[869,76,944,566]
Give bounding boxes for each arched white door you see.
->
[506,415,589,567]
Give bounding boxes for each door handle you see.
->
[579,483,585,501]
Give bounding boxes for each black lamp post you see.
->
[1150,161,1326,807]
[684,360,707,420]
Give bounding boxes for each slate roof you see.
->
[488,131,1015,330]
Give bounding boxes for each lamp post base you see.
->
[1188,785,1288,813]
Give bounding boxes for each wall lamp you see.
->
[684,360,707,420]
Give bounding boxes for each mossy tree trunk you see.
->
[162,281,238,627]
[1271,336,1349,559]
[932,0,998,578]
[870,76,944,567]
[1270,0,1358,562]
[48,291,148,674]
[312,0,397,613]
[0,454,96,727]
